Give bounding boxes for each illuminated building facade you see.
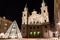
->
[0,0,59,39]
[54,0,60,37]
[0,17,12,33]
[21,0,58,38]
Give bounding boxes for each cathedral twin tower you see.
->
[21,0,50,38]
[22,0,49,25]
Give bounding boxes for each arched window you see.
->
[23,27,25,29]
[37,21,39,24]
[30,27,32,29]
[33,27,35,29]
[30,22,32,24]
[24,14,26,16]
[34,32,36,36]
[44,10,45,13]
[37,32,40,36]
[45,20,46,22]
[34,21,35,24]
[53,33,55,37]
[24,22,25,24]
[45,30,47,32]
[37,26,39,29]
[29,32,33,37]
[45,25,47,28]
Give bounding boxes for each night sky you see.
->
[0,0,54,28]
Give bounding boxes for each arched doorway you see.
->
[29,32,41,38]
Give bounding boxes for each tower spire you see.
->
[25,4,27,8]
[24,4,28,11]
[41,0,45,6]
[43,0,44,3]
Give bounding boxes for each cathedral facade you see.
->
[0,0,59,39]
[21,0,57,38]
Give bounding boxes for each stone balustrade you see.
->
[0,38,59,40]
